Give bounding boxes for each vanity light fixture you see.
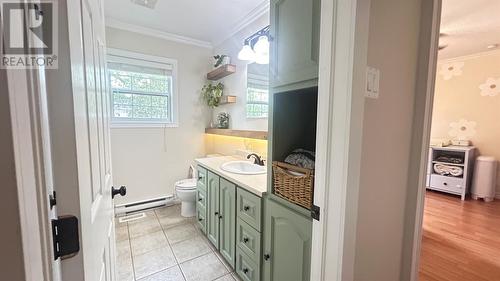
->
[237,26,270,65]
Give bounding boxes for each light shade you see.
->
[254,36,270,55]
[238,45,256,61]
[253,36,269,64]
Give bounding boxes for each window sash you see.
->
[107,49,178,126]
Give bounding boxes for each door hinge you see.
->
[49,191,57,210]
[311,204,320,221]
[52,216,80,260]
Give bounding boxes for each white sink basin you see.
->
[220,161,266,175]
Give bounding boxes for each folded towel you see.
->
[433,164,463,177]
[284,149,315,169]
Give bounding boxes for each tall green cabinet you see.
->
[264,0,320,280]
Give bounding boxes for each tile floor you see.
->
[115,204,242,281]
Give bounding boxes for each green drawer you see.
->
[236,247,260,281]
[237,218,261,263]
[237,188,262,231]
[196,207,207,234]
[196,189,207,211]
[197,166,207,192]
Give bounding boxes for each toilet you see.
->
[175,178,197,217]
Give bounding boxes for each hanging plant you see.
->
[201,82,224,108]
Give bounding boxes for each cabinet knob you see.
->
[198,218,203,222]
[219,215,223,219]
[198,198,203,202]
[214,212,219,216]
[243,237,249,243]
[243,206,250,211]
[264,254,270,261]
[243,268,249,274]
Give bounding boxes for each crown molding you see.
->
[438,49,500,64]
[212,0,270,47]
[105,18,213,49]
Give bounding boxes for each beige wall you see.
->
[431,50,500,195]
[106,27,211,204]
[354,0,423,280]
[0,70,26,280]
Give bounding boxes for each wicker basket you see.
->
[272,161,314,209]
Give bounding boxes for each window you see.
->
[246,69,269,118]
[107,49,178,127]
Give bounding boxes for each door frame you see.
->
[402,1,442,280]
[310,0,371,280]
[6,65,56,281]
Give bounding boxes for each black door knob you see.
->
[112,186,126,199]
[243,237,249,243]
[243,268,249,274]
[244,206,250,211]
[264,254,271,261]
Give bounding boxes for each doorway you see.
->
[414,1,500,280]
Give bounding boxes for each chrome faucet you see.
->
[247,153,265,166]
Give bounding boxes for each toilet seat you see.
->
[175,178,197,190]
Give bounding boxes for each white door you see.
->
[67,0,116,280]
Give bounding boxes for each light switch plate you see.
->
[365,67,380,99]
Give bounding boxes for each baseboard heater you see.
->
[114,195,177,216]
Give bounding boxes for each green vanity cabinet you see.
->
[207,171,220,248]
[219,178,237,268]
[236,188,263,281]
[262,198,312,281]
[198,168,238,269]
[270,0,321,90]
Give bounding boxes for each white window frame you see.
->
[107,48,179,128]
[246,72,269,119]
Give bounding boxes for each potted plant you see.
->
[217,112,230,129]
[213,55,230,68]
[201,82,224,127]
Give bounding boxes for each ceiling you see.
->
[104,0,267,46]
[439,0,500,59]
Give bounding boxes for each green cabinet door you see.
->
[263,198,312,281]
[207,171,220,249]
[270,0,321,90]
[219,178,236,269]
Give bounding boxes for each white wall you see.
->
[106,27,211,205]
[212,13,269,131]
[353,0,423,280]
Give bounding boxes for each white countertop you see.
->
[195,156,267,197]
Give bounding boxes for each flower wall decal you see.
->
[448,118,477,141]
[438,61,465,80]
[479,77,500,97]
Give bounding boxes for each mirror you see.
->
[246,63,270,119]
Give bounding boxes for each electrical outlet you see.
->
[365,66,380,99]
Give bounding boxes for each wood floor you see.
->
[419,191,500,281]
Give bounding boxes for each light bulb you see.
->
[253,36,269,56]
[238,44,256,61]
